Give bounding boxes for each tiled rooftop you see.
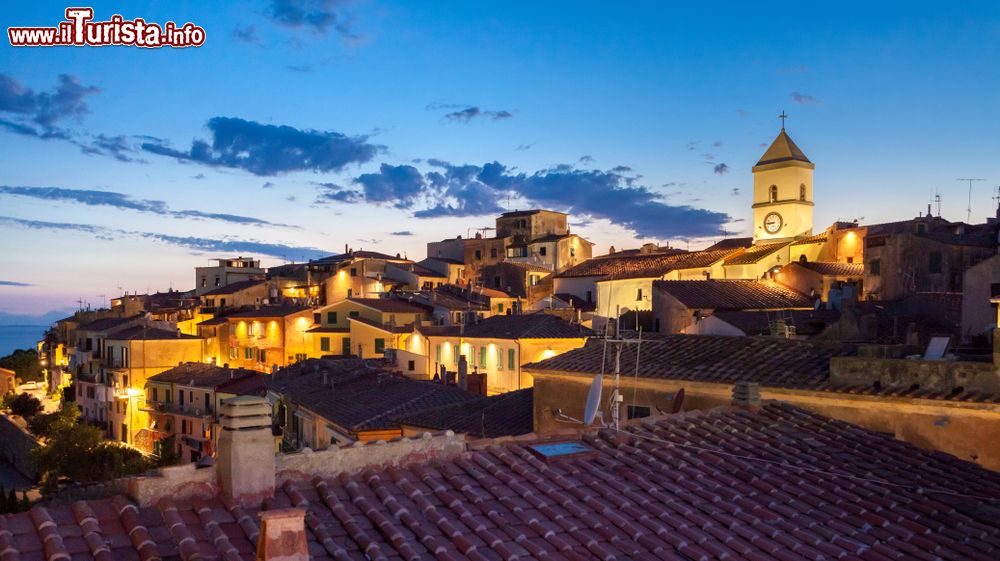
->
[557,249,734,280]
[461,313,593,340]
[704,237,754,251]
[653,280,812,310]
[711,309,842,336]
[148,362,265,388]
[271,364,477,432]
[395,387,534,438]
[527,334,1000,403]
[794,261,865,276]
[723,241,792,265]
[6,403,1000,561]
[76,314,142,332]
[349,297,431,314]
[790,233,828,246]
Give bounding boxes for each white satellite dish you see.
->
[583,372,603,425]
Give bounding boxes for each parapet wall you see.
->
[125,431,466,507]
[830,356,999,394]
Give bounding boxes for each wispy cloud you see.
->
[232,25,260,44]
[141,117,383,176]
[514,142,536,151]
[266,0,360,39]
[790,91,820,104]
[0,216,327,261]
[0,280,32,287]
[390,230,413,236]
[427,103,514,123]
[0,185,292,227]
[714,163,729,175]
[285,64,314,73]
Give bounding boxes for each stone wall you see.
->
[0,415,39,479]
[830,356,1000,394]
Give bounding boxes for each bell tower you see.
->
[752,114,814,243]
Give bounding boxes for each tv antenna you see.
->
[934,191,942,217]
[957,178,985,222]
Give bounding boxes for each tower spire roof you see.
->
[755,128,812,168]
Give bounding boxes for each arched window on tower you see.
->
[800,184,806,201]
[769,185,778,202]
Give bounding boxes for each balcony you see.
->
[140,401,213,419]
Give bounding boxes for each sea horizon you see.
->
[0,325,47,357]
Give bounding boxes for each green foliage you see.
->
[8,392,42,418]
[153,434,183,467]
[0,349,43,383]
[27,401,78,439]
[31,420,155,493]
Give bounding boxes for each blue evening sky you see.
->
[1,1,999,315]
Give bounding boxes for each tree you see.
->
[31,421,155,493]
[153,434,183,467]
[8,393,42,418]
[0,349,43,383]
[27,401,78,439]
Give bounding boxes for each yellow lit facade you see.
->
[226,309,316,372]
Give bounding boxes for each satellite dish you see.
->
[583,372,603,425]
[671,387,686,414]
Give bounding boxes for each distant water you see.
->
[0,325,46,357]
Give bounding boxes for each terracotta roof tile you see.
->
[349,297,432,314]
[653,280,812,309]
[793,261,864,276]
[461,313,592,340]
[147,362,265,388]
[5,403,1000,560]
[200,279,266,297]
[557,249,734,280]
[226,305,310,319]
[723,241,791,265]
[394,387,534,438]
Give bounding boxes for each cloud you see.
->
[735,109,748,118]
[266,0,357,37]
[731,187,741,196]
[353,164,426,207]
[0,73,99,138]
[791,91,819,104]
[81,134,144,162]
[390,230,413,236]
[514,142,535,151]
[0,185,290,227]
[262,181,275,189]
[0,280,31,287]
[232,25,260,44]
[285,64,314,73]
[0,216,327,261]
[340,160,730,239]
[192,174,207,180]
[578,155,594,164]
[141,117,382,176]
[714,163,729,175]
[712,141,723,148]
[427,103,514,123]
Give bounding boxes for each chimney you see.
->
[731,381,761,410]
[457,355,468,391]
[217,396,275,506]
[256,508,308,561]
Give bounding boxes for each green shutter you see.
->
[375,338,385,354]
[496,347,503,370]
[327,311,337,324]
[320,337,330,352]
[479,347,486,368]
[342,337,351,355]
[435,344,442,364]
[508,349,515,370]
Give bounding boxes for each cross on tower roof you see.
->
[779,111,788,130]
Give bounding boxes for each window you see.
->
[636,288,644,301]
[570,247,576,258]
[179,391,185,407]
[295,353,306,362]
[214,276,221,286]
[799,184,806,201]
[479,346,487,368]
[929,252,943,274]
[121,424,128,443]
[122,347,129,368]
[769,185,778,202]
[508,349,515,370]
[869,259,881,276]
[258,349,267,363]
[490,248,497,258]
[347,289,353,298]
[349,311,360,318]
[181,419,187,434]
[846,257,854,264]
[530,275,538,286]
[435,344,442,364]
[627,405,651,419]
[247,322,256,336]
[407,360,415,371]
[475,250,482,261]
[539,246,547,256]
[586,291,593,303]
[496,347,504,370]
[374,338,385,354]
[320,337,330,352]
[497,303,504,313]
[350,267,357,277]
[200,277,207,287]
[327,311,337,324]
[229,346,238,360]
[313,312,321,324]
[342,338,351,355]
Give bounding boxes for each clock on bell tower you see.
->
[752,116,814,243]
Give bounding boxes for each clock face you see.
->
[763,212,783,234]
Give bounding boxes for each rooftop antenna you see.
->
[957,178,985,222]
[934,191,942,217]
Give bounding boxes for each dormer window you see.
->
[769,185,778,202]
[799,184,806,201]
